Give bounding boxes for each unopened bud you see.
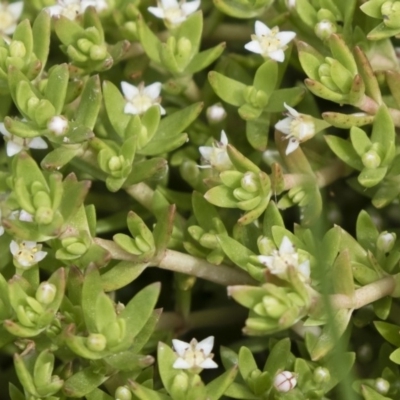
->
[115,386,132,400]
[77,38,93,53]
[313,367,330,383]
[362,150,381,169]
[47,115,69,136]
[172,372,189,393]
[241,172,258,192]
[9,40,26,58]
[35,207,54,225]
[377,231,396,253]
[108,156,124,171]
[206,103,227,124]
[375,378,390,394]
[86,333,107,352]
[315,20,337,40]
[274,371,297,392]
[257,236,275,255]
[177,37,192,61]
[90,45,107,60]
[36,282,57,305]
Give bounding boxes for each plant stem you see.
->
[158,249,257,286]
[357,95,400,127]
[319,275,396,311]
[283,160,349,190]
[94,238,256,286]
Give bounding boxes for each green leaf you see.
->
[63,366,108,398]
[152,204,176,260]
[238,347,258,380]
[253,60,277,96]
[192,191,219,231]
[350,126,371,157]
[54,16,85,46]
[224,383,259,399]
[208,71,246,106]
[105,352,154,371]
[332,250,355,296]
[264,87,305,112]
[102,80,130,137]
[373,296,392,320]
[356,210,379,251]
[367,22,400,40]
[298,51,322,81]
[217,234,256,271]
[176,11,202,55]
[45,64,69,115]
[358,167,387,188]
[374,321,400,347]
[322,111,374,129]
[32,11,51,69]
[136,18,161,63]
[325,135,363,170]
[246,114,269,151]
[204,186,238,208]
[157,342,179,394]
[119,283,161,339]
[206,365,238,400]
[328,34,357,76]
[101,261,147,292]
[185,43,226,74]
[82,265,103,333]
[75,75,102,129]
[360,0,386,18]
[361,385,391,400]
[371,105,395,164]
[264,338,293,375]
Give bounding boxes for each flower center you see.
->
[270,249,298,272]
[130,92,155,114]
[164,6,185,24]
[183,347,206,367]
[59,2,81,20]
[0,9,14,32]
[290,118,314,140]
[16,242,38,267]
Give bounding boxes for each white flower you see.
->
[275,103,315,155]
[245,21,296,62]
[314,20,336,40]
[274,371,297,392]
[199,130,233,171]
[121,81,166,116]
[10,240,47,269]
[206,103,227,124]
[46,0,108,20]
[0,1,23,35]
[257,236,310,281]
[0,123,48,157]
[47,115,69,136]
[172,336,218,372]
[0,209,4,236]
[148,0,200,27]
[9,209,34,222]
[286,0,296,9]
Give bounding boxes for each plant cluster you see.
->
[2,0,400,399]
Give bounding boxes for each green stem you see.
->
[94,238,256,286]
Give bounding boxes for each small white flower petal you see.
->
[148,6,165,18]
[275,117,292,135]
[24,241,38,249]
[8,1,24,19]
[124,103,139,115]
[244,40,263,54]
[257,255,274,268]
[34,251,48,263]
[181,0,200,15]
[0,123,11,137]
[6,141,23,157]
[298,260,310,279]
[46,5,64,17]
[121,81,139,100]
[172,339,190,356]
[19,210,34,222]
[283,102,299,118]
[268,49,285,62]
[199,146,213,159]
[254,20,271,36]
[199,358,218,369]
[276,31,296,46]
[158,104,167,115]
[220,130,228,146]
[173,357,192,369]
[286,138,299,154]
[0,226,4,236]
[196,336,214,356]
[29,137,48,150]
[10,240,19,255]
[143,82,162,100]
[279,236,296,255]
[161,0,180,8]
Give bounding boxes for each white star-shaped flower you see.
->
[172,336,218,373]
[0,123,48,157]
[245,21,296,62]
[275,103,315,155]
[121,81,166,116]
[258,236,310,281]
[47,115,69,136]
[46,0,108,20]
[10,240,47,269]
[199,130,233,171]
[148,0,200,27]
[0,1,23,35]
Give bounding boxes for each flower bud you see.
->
[115,386,132,400]
[381,1,400,29]
[171,372,189,393]
[36,282,57,305]
[66,242,88,256]
[9,40,26,58]
[257,236,275,255]
[362,150,381,169]
[35,207,54,225]
[315,20,337,40]
[261,296,286,318]
[206,103,227,124]
[90,44,107,60]
[177,37,192,59]
[274,371,297,392]
[241,172,259,192]
[86,333,107,352]
[377,231,396,253]
[375,378,390,394]
[77,38,93,53]
[108,156,124,172]
[47,116,69,136]
[313,367,330,383]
